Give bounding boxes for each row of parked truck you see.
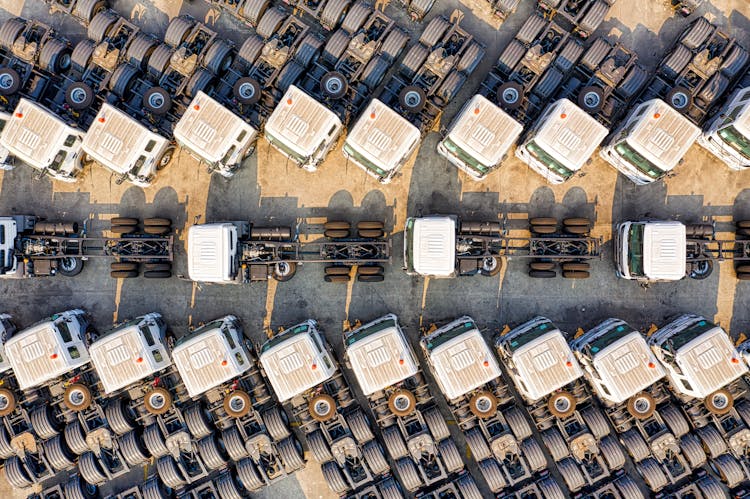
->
[1,307,750,498]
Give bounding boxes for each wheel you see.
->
[380,29,408,63]
[400,44,429,80]
[382,425,407,459]
[223,390,252,418]
[456,42,484,74]
[419,16,449,46]
[479,458,506,493]
[71,39,95,73]
[681,16,713,48]
[362,440,389,475]
[496,81,523,110]
[216,473,245,499]
[620,428,649,462]
[704,388,733,415]
[0,68,21,96]
[697,475,726,498]
[666,86,692,112]
[465,428,491,461]
[320,0,351,30]
[696,425,727,458]
[424,407,450,441]
[111,270,137,278]
[64,383,92,411]
[272,261,296,282]
[680,433,707,469]
[155,146,176,172]
[30,405,60,439]
[399,86,426,113]
[64,420,89,454]
[520,437,546,471]
[111,262,138,272]
[79,451,107,485]
[222,426,249,461]
[309,393,336,422]
[341,1,370,33]
[637,457,668,492]
[240,0,270,25]
[558,457,586,492]
[529,261,555,271]
[147,44,173,79]
[325,266,350,276]
[164,16,194,47]
[563,217,590,226]
[387,389,416,417]
[547,391,576,418]
[65,82,95,110]
[204,39,234,75]
[395,458,422,491]
[325,229,349,239]
[143,424,168,458]
[109,62,138,99]
[145,263,171,272]
[184,403,213,438]
[531,225,557,235]
[277,61,305,93]
[125,32,157,71]
[87,10,117,43]
[504,406,532,440]
[457,475,482,499]
[64,475,98,499]
[0,426,14,459]
[143,87,172,115]
[347,409,373,443]
[120,430,150,467]
[143,270,171,278]
[529,269,556,278]
[0,387,16,416]
[562,270,590,279]
[233,77,261,105]
[277,436,304,472]
[712,453,745,488]
[538,477,565,499]
[322,30,349,65]
[0,18,24,50]
[480,256,501,277]
[325,220,350,230]
[562,262,590,272]
[627,392,656,419]
[581,406,609,439]
[438,438,463,473]
[577,86,604,113]
[237,458,264,491]
[599,435,626,470]
[4,456,33,488]
[541,427,569,461]
[308,429,333,462]
[358,265,384,276]
[322,461,351,494]
[198,434,228,470]
[111,224,137,235]
[325,275,350,283]
[261,406,290,441]
[256,8,285,39]
[659,404,689,438]
[38,38,72,73]
[469,390,497,418]
[320,71,348,99]
[45,434,76,471]
[157,455,187,489]
[144,387,172,415]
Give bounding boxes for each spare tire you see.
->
[399,85,426,113]
[577,86,604,114]
[233,77,261,105]
[497,81,523,110]
[65,82,95,110]
[320,71,348,99]
[0,67,20,96]
[143,87,172,115]
[666,86,692,112]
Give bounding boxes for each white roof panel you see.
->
[643,221,686,281]
[187,224,233,283]
[410,217,456,277]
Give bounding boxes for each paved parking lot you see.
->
[1,0,750,497]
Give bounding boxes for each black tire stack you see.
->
[735,220,750,280]
[528,217,592,279]
[109,217,172,279]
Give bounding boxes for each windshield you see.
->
[588,323,634,354]
[628,224,645,277]
[261,324,309,354]
[507,320,556,353]
[526,141,574,179]
[424,320,477,352]
[265,130,308,164]
[614,142,663,179]
[404,218,415,272]
[345,318,397,347]
[175,319,224,347]
[718,125,750,160]
[668,319,715,352]
[441,137,491,174]
[343,142,388,178]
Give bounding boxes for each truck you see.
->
[259,320,389,495]
[0,214,174,279]
[537,0,615,39]
[171,315,305,489]
[420,316,550,494]
[600,17,749,184]
[515,38,647,183]
[343,14,484,182]
[403,214,600,279]
[613,218,750,282]
[344,314,471,493]
[496,317,629,492]
[187,218,389,284]
[697,75,750,170]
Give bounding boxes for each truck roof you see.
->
[5,317,89,390]
[0,98,82,170]
[345,314,418,396]
[264,85,342,158]
[173,91,258,164]
[89,315,171,394]
[344,99,420,173]
[172,318,251,398]
[187,224,233,283]
[643,221,686,281]
[445,94,523,168]
[422,317,501,400]
[531,99,609,170]
[500,317,583,401]
[82,103,169,174]
[259,321,336,402]
[0,314,14,375]
[408,216,456,277]
[624,99,701,172]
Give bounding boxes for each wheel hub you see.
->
[276,262,290,275]
[325,77,343,94]
[404,90,422,108]
[502,87,519,104]
[314,400,330,416]
[70,88,88,104]
[149,393,165,409]
[583,91,601,108]
[553,396,571,412]
[633,397,650,414]
[711,393,728,409]
[475,396,492,412]
[149,93,165,109]
[239,82,255,99]
[229,395,246,412]
[0,394,9,410]
[671,92,688,109]
[0,74,14,90]
[394,395,410,411]
[482,257,497,271]
[69,389,85,406]
[59,54,71,70]
[60,258,76,271]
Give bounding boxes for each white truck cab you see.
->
[187,223,240,283]
[172,315,250,398]
[264,86,343,172]
[0,98,84,182]
[82,103,174,187]
[437,94,523,181]
[698,85,750,170]
[173,91,258,178]
[649,314,747,413]
[5,310,90,391]
[570,319,665,409]
[0,314,16,375]
[89,313,170,394]
[496,317,583,405]
[344,314,418,396]
[600,99,701,185]
[516,99,608,184]
[342,99,421,184]
[0,215,35,278]
[403,215,457,278]
[614,221,686,282]
[259,320,336,403]
[419,316,500,401]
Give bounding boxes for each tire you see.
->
[666,86,692,112]
[387,389,416,417]
[45,434,76,471]
[157,455,187,489]
[529,269,556,278]
[204,40,234,75]
[322,29,349,65]
[125,32,157,71]
[465,427,491,461]
[241,0,270,25]
[325,266,350,276]
[262,406,290,441]
[325,275,350,283]
[325,229,349,239]
[272,261,296,282]
[233,77,261,105]
[681,17,713,50]
[198,434,228,470]
[164,16,194,47]
[563,217,590,227]
[277,61,304,93]
[111,270,138,278]
[323,461,351,494]
[456,42,484,74]
[341,1,370,33]
[424,407,450,441]
[457,475,482,499]
[155,146,176,171]
[558,457,586,492]
[223,390,252,418]
[541,428,569,461]
[238,36,264,68]
[438,438,464,473]
[0,426,14,459]
[295,34,323,66]
[383,425,407,459]
[65,82,95,110]
[87,10,117,43]
[320,71,348,99]
[111,224,137,235]
[680,433,707,469]
[696,425,727,458]
[547,391,576,418]
[363,440,389,475]
[436,71,466,103]
[79,451,107,485]
[185,403,213,438]
[660,404,689,438]
[0,68,21,96]
[309,393,336,422]
[520,437,546,472]
[599,435,626,471]
[395,458,422,491]
[347,409,374,443]
[278,436,304,472]
[320,0,350,30]
[529,261,555,271]
[637,457,668,492]
[380,29,408,63]
[4,456,33,489]
[120,430,150,467]
[308,429,333,462]
[109,62,138,99]
[39,38,72,73]
[620,428,649,462]
[577,86,604,114]
[0,387,16,417]
[562,262,590,272]
[581,407,609,439]
[237,458,264,491]
[563,270,590,279]
[144,263,171,272]
[704,388,733,415]
[147,44,174,79]
[627,392,656,419]
[479,458,506,493]
[469,390,497,418]
[71,39,95,73]
[419,17,449,46]
[358,265,384,276]
[64,420,89,455]
[143,217,171,226]
[505,406,532,440]
[31,405,60,439]
[497,40,525,75]
[144,387,172,415]
[538,477,565,499]
[216,473,245,499]
[662,44,691,80]
[0,18,24,51]
[111,262,138,272]
[497,81,523,110]
[143,424,168,458]
[222,426,249,461]
[64,383,92,411]
[143,86,172,115]
[64,475,98,499]
[256,8,285,39]
[400,45,428,80]
[399,85,426,113]
[531,224,557,235]
[712,453,745,488]
[143,270,171,279]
